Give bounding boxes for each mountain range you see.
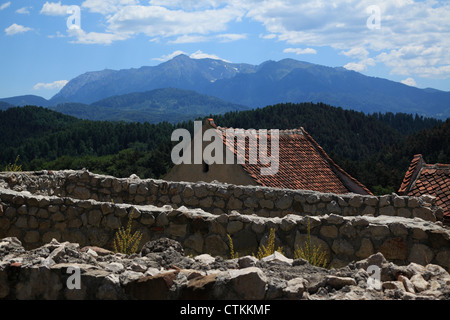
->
[1,54,450,121]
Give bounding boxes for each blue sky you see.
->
[1,0,450,100]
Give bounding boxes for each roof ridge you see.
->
[398,154,424,195]
[214,125,306,136]
[300,128,373,195]
[424,163,450,169]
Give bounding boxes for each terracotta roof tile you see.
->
[399,155,450,220]
[209,119,372,195]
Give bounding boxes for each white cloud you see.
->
[106,5,243,38]
[48,31,66,39]
[244,0,450,79]
[376,44,450,78]
[16,7,31,14]
[341,47,376,72]
[67,28,130,45]
[401,77,417,87]
[260,33,276,39]
[5,24,32,36]
[148,0,230,10]
[0,2,10,10]
[152,50,187,61]
[40,1,71,16]
[169,33,246,44]
[169,34,209,44]
[189,50,230,62]
[81,0,139,14]
[344,58,375,72]
[217,33,247,42]
[283,47,317,55]
[153,50,230,62]
[341,47,370,60]
[33,80,68,90]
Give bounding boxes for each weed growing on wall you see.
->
[113,209,143,255]
[4,155,22,172]
[294,218,328,268]
[227,234,239,259]
[255,228,283,260]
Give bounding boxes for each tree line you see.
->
[0,104,447,195]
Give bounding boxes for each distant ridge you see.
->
[0,95,50,107]
[49,87,249,123]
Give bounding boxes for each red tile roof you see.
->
[398,154,450,219]
[206,118,372,195]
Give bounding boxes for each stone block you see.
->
[339,223,357,239]
[320,225,338,238]
[275,196,293,210]
[369,224,390,240]
[259,199,274,210]
[378,237,408,260]
[331,238,354,256]
[15,216,28,228]
[407,197,420,208]
[104,215,121,230]
[182,186,194,198]
[194,185,209,198]
[378,195,391,207]
[183,233,204,254]
[361,206,376,216]
[379,206,395,216]
[356,238,374,259]
[204,234,228,257]
[412,207,436,222]
[348,196,363,208]
[227,267,267,300]
[364,197,378,207]
[24,231,40,243]
[227,221,244,234]
[326,201,341,214]
[306,194,320,204]
[397,208,412,218]
[73,187,91,200]
[326,214,344,225]
[408,243,434,266]
[393,196,406,208]
[88,210,103,227]
[410,274,429,292]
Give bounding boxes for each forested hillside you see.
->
[49,88,249,123]
[0,104,448,195]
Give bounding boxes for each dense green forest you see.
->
[0,104,448,195]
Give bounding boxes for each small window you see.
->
[202,161,209,173]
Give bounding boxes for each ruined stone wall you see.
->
[0,170,449,270]
[0,170,444,222]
